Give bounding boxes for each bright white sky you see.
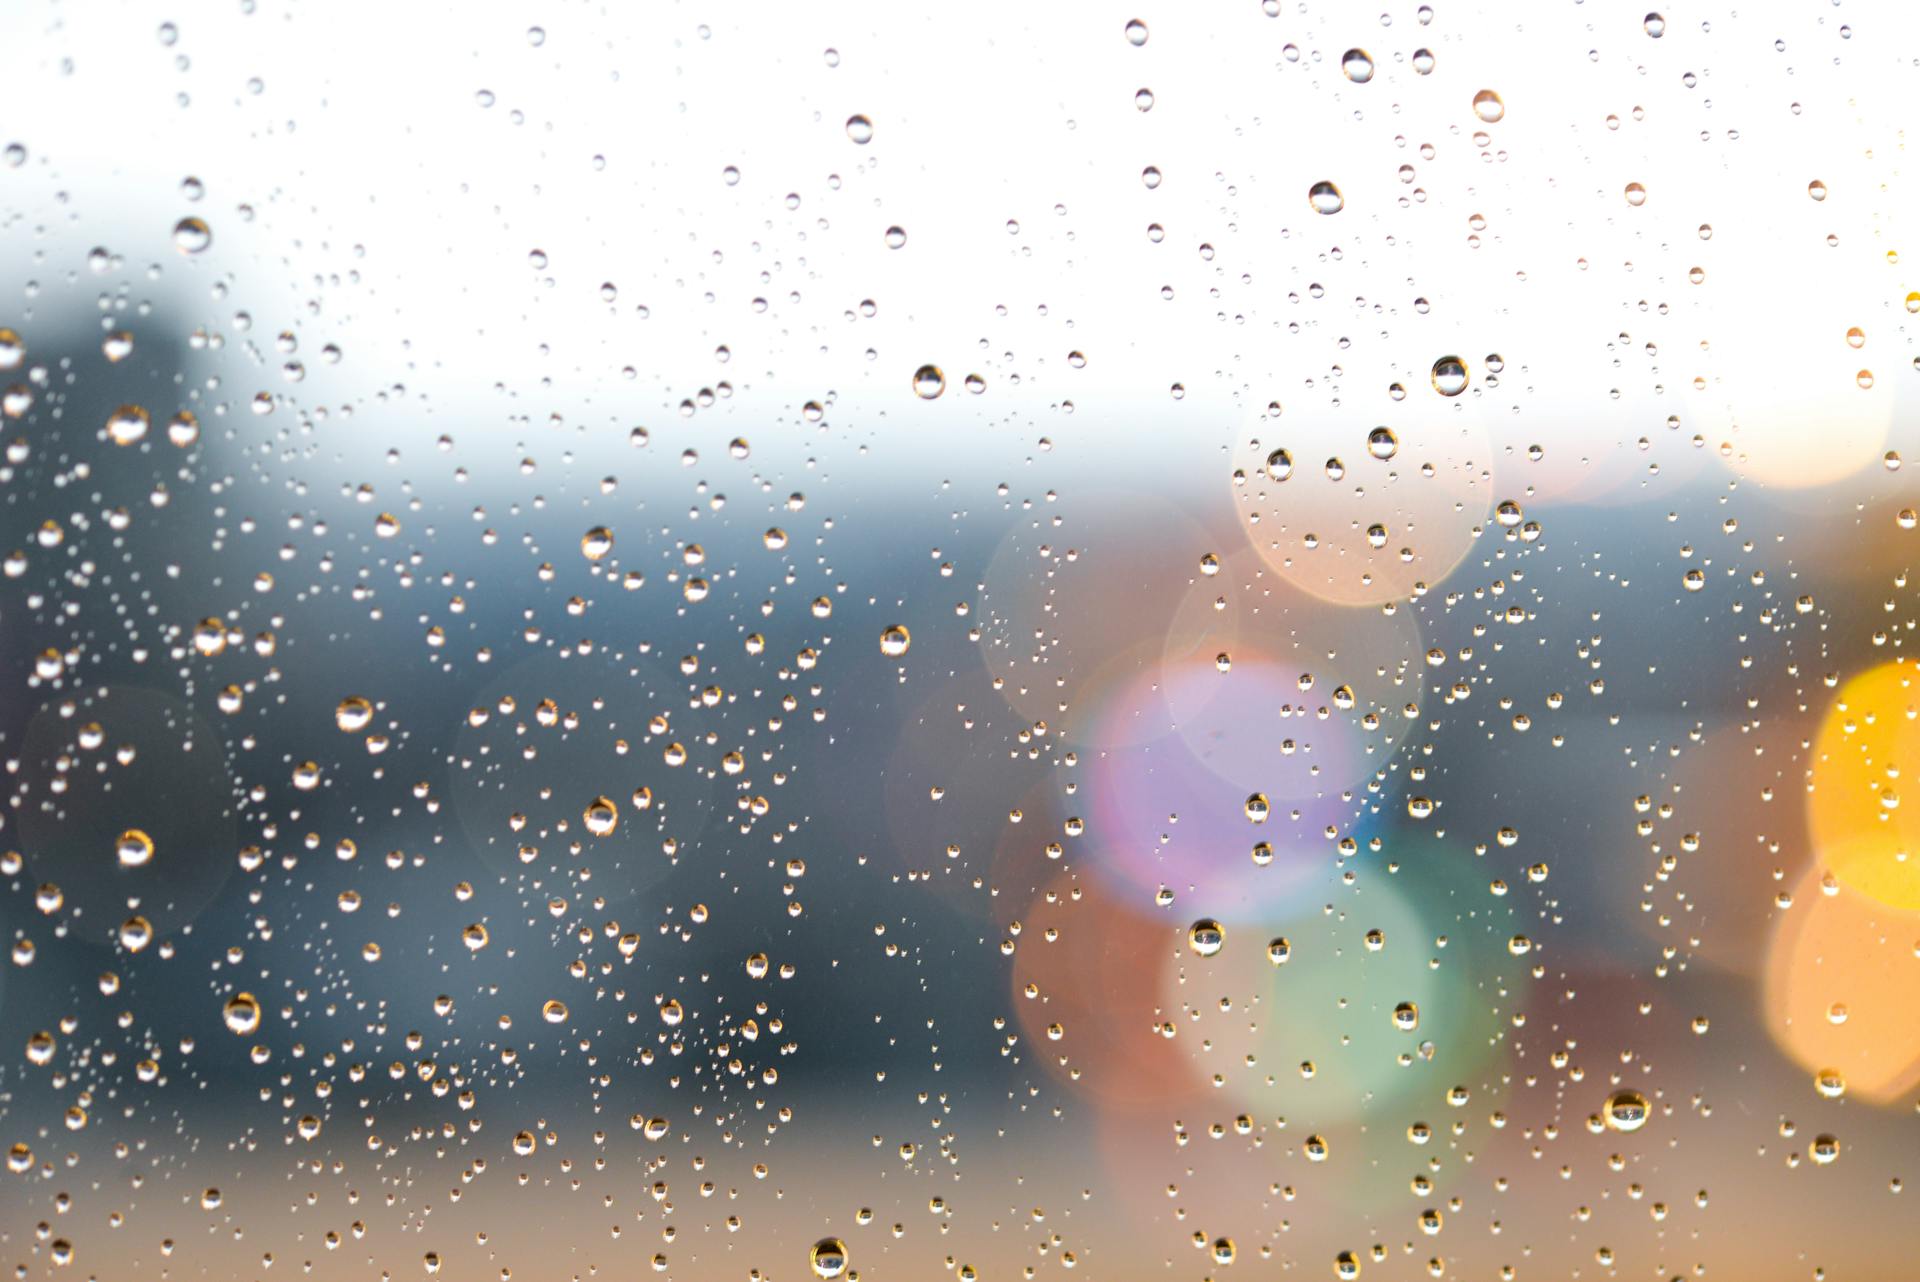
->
[2,0,1915,504]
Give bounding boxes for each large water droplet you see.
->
[583,796,619,836]
[1308,180,1345,214]
[223,992,262,1036]
[116,828,154,868]
[106,405,150,446]
[1604,1089,1650,1131]
[1187,918,1225,957]
[173,216,212,254]
[810,1238,849,1279]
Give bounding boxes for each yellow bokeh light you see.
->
[1808,660,1920,910]
[1763,865,1920,1105]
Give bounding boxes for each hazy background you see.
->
[2,1,1918,1279]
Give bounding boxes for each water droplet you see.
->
[580,526,615,562]
[335,696,374,732]
[1124,18,1149,46]
[1624,182,1647,206]
[1430,356,1468,396]
[119,915,153,951]
[880,624,911,657]
[1265,448,1294,480]
[1187,918,1225,957]
[116,828,154,868]
[1604,1089,1650,1132]
[1411,47,1435,74]
[912,364,946,398]
[223,992,262,1036]
[1808,179,1827,201]
[172,216,212,254]
[810,1238,849,1279]
[1341,48,1374,82]
[1308,180,1345,214]
[583,796,619,836]
[1644,12,1666,37]
[106,405,150,446]
[1472,89,1505,123]
[845,114,873,144]
[1367,426,1398,460]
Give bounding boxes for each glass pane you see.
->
[1,3,1913,1278]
